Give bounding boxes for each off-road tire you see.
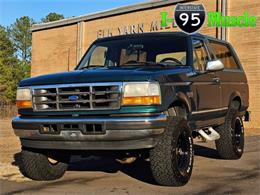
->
[18,148,69,181]
[149,116,193,186]
[215,102,244,159]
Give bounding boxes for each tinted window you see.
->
[156,51,186,65]
[77,36,188,69]
[209,41,240,70]
[89,46,107,66]
[120,48,147,65]
[192,39,209,71]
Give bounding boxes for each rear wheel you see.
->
[215,103,244,159]
[18,148,70,181]
[149,107,193,186]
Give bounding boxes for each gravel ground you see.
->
[0,118,260,194]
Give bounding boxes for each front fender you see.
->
[160,83,192,113]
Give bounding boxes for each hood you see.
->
[19,66,190,87]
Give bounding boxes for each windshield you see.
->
[77,36,188,70]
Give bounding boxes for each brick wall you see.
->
[83,0,217,52]
[227,0,260,128]
[31,24,78,76]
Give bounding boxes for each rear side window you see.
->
[208,41,240,70]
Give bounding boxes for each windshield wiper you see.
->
[79,61,184,69]
[79,65,103,70]
[121,61,184,67]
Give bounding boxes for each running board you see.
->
[198,127,220,141]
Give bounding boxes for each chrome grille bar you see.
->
[32,82,122,112]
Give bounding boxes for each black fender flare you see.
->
[170,92,192,114]
[229,91,242,109]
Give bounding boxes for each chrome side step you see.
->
[198,127,220,141]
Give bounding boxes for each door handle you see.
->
[212,77,220,83]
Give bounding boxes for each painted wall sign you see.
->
[96,20,177,39]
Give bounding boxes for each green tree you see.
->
[41,12,64,23]
[0,61,30,103]
[0,26,16,64]
[0,25,30,103]
[8,16,34,63]
[0,25,16,102]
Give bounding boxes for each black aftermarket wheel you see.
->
[215,107,245,159]
[149,117,194,186]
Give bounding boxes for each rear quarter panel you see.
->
[217,69,249,111]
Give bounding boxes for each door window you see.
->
[192,39,210,71]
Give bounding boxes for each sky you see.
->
[0,0,147,27]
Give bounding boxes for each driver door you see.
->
[190,39,221,113]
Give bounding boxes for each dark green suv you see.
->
[12,32,249,186]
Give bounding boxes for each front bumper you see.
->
[12,114,167,150]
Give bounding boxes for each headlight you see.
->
[122,82,161,105]
[16,88,32,108]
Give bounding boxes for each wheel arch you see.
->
[229,91,242,110]
[168,93,191,117]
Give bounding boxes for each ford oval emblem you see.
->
[68,95,79,101]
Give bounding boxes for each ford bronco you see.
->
[12,32,249,186]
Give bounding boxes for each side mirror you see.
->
[206,60,224,72]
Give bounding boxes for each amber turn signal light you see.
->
[16,100,32,108]
[122,96,161,105]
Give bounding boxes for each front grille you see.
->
[32,83,122,111]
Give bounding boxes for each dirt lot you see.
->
[0,119,20,164]
[0,118,260,194]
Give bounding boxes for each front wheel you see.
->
[18,148,70,181]
[149,117,194,186]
